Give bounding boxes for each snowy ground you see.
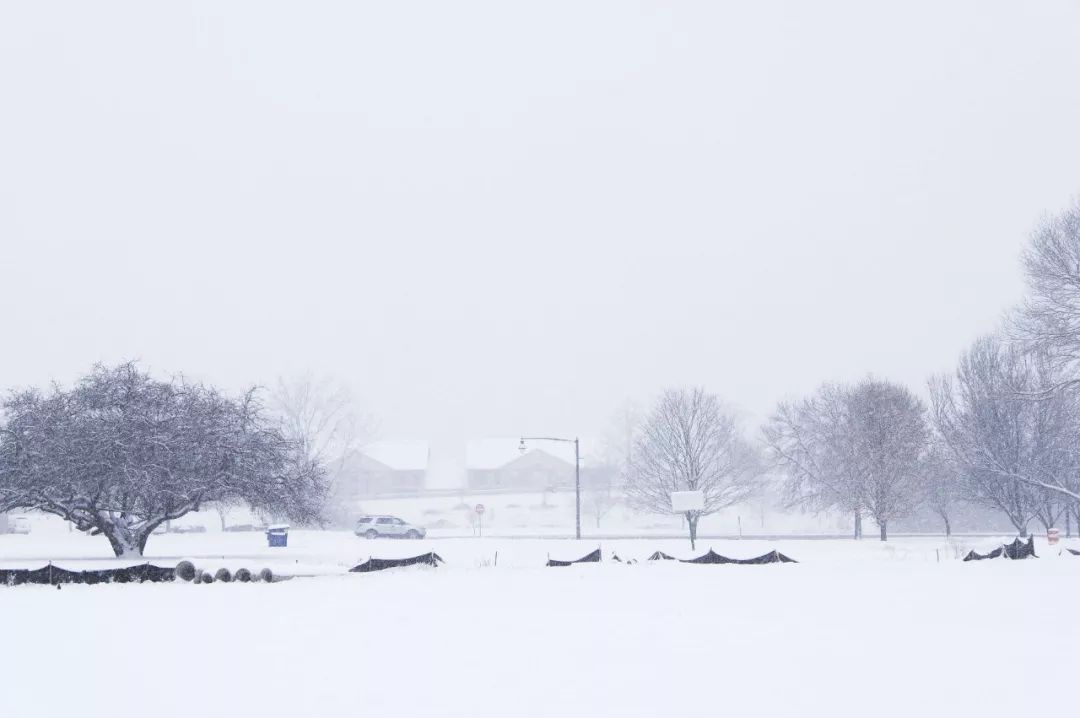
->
[2,530,1078,718]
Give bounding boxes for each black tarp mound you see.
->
[681,549,737,564]
[963,537,1037,562]
[349,552,445,573]
[0,563,177,586]
[964,547,1002,561]
[739,550,798,565]
[647,551,676,561]
[681,549,798,565]
[547,548,602,567]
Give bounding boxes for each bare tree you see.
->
[212,503,228,531]
[765,378,927,541]
[584,481,618,529]
[1008,200,1080,529]
[625,387,762,549]
[765,384,866,538]
[0,363,325,557]
[605,401,642,475]
[930,341,1034,534]
[271,374,363,465]
[848,379,927,541]
[930,336,1080,535]
[921,443,958,538]
[270,374,368,526]
[1032,495,1067,534]
[586,402,640,529]
[1013,198,1080,378]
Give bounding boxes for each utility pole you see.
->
[574,437,581,540]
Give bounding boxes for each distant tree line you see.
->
[624,199,1080,541]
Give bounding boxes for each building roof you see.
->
[357,440,430,471]
[465,437,604,470]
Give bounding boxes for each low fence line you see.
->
[422,532,1024,541]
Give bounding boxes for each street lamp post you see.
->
[520,436,581,540]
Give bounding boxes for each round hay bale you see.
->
[259,568,274,583]
[214,568,232,583]
[234,568,252,583]
[200,571,215,584]
[175,560,197,582]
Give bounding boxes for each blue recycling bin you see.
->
[266,525,289,548]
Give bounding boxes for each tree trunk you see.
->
[687,513,699,551]
[1066,510,1072,538]
[943,515,951,538]
[101,523,151,558]
[96,515,168,558]
[853,512,862,540]
[879,520,887,542]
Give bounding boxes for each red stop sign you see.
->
[475,504,485,515]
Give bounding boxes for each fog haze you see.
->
[3,1,1080,444]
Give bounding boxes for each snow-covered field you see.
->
[2,530,1078,718]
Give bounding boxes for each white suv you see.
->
[354,515,426,540]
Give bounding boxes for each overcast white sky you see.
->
[2,1,1080,447]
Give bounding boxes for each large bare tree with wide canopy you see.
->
[0,363,326,557]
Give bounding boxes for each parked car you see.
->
[8,516,31,534]
[354,515,426,539]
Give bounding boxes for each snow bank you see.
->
[1,534,1077,717]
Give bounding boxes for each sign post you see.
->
[671,491,705,550]
[475,504,485,537]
